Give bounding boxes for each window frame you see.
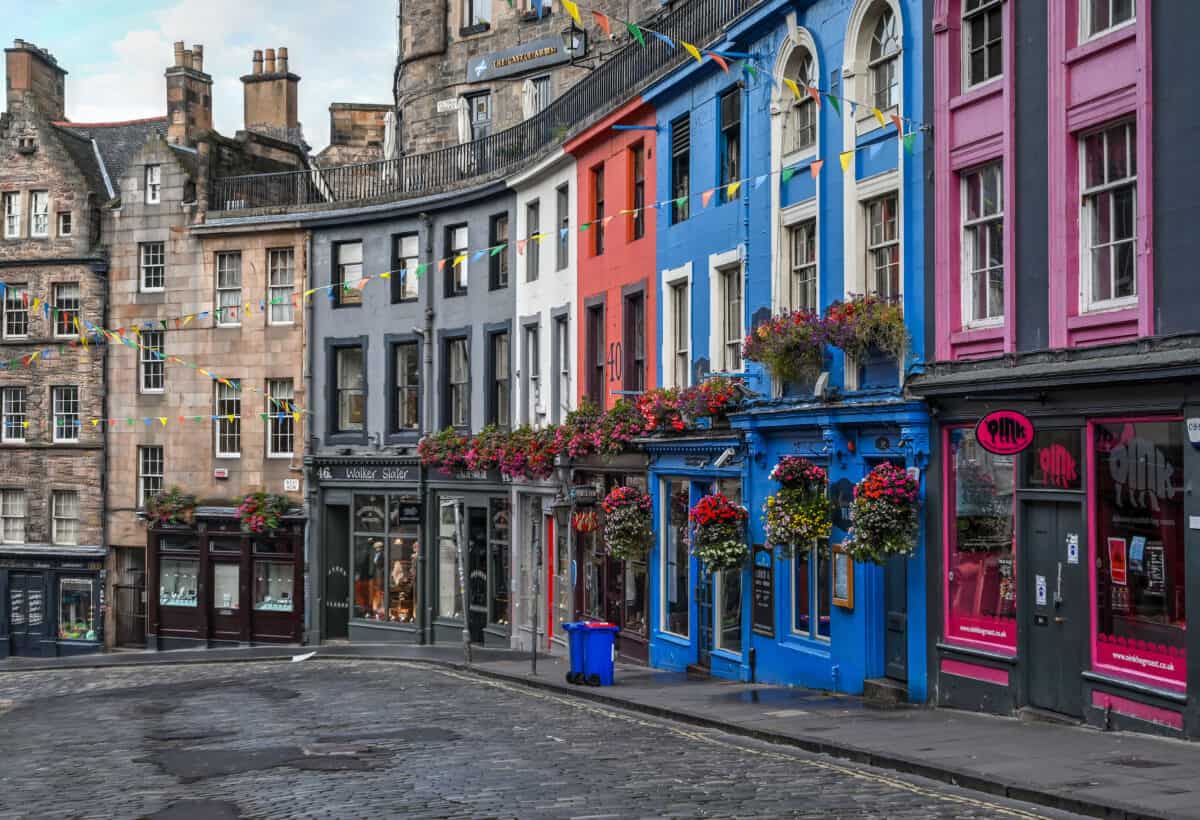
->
[585,302,605,406]
[330,342,367,438]
[267,247,296,325]
[788,219,819,314]
[138,445,164,507]
[266,378,295,459]
[961,162,1005,327]
[783,50,818,159]
[524,201,540,283]
[487,329,511,429]
[53,281,80,338]
[29,191,49,238]
[551,313,570,424]
[670,114,691,224]
[523,321,541,426]
[214,381,242,458]
[1,386,26,443]
[333,240,364,308]
[139,241,166,293]
[791,539,833,642]
[391,233,420,304]
[718,85,743,202]
[387,338,421,437]
[51,490,79,546]
[868,6,901,112]
[591,165,605,256]
[1079,119,1138,313]
[57,211,71,237]
[2,192,20,239]
[445,224,470,297]
[1081,0,1135,42]
[52,385,80,443]
[2,282,29,339]
[962,0,1004,89]
[139,330,166,394]
[555,184,570,270]
[145,165,162,204]
[622,288,646,393]
[865,193,901,302]
[660,477,691,639]
[215,251,243,327]
[445,335,471,430]
[630,142,646,240]
[718,266,743,372]
[464,91,492,141]
[1,488,26,544]
[490,212,511,290]
[669,278,690,389]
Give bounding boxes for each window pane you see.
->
[354,536,386,619]
[159,558,199,607]
[438,500,464,619]
[965,171,982,221]
[254,563,295,611]
[388,525,419,624]
[1084,132,1106,188]
[1092,246,1112,302]
[816,544,831,638]
[664,480,690,637]
[1089,0,1110,33]
[793,552,811,634]
[1112,185,1135,241]
[719,569,742,654]
[946,427,1016,650]
[1107,124,1129,182]
[59,578,94,639]
[1093,421,1186,686]
[1114,241,1135,298]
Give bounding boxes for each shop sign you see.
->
[1186,417,1200,446]
[466,34,573,83]
[570,485,598,505]
[751,544,774,638]
[436,97,462,114]
[315,464,416,483]
[975,410,1034,455]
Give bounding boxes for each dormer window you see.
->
[145,165,161,204]
[869,8,901,110]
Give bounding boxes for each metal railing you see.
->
[212,0,754,213]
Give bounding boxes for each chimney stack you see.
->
[5,38,67,119]
[241,46,304,148]
[165,39,212,146]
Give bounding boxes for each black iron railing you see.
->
[212,0,755,212]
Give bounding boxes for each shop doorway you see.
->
[9,572,44,656]
[1023,500,1085,717]
[323,505,350,640]
[467,507,488,644]
[696,571,714,670]
[884,554,908,681]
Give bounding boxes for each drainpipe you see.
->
[99,255,111,650]
[419,211,434,646]
[304,229,317,644]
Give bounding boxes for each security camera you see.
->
[713,447,737,468]
[813,371,829,399]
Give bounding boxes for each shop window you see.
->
[160,558,199,607]
[489,497,510,625]
[213,564,240,610]
[625,555,649,637]
[662,479,691,637]
[159,534,197,551]
[333,240,364,307]
[209,536,241,553]
[717,567,743,654]
[353,494,387,621]
[58,578,94,640]
[1093,420,1186,688]
[793,541,832,640]
[1021,429,1082,491]
[255,563,295,611]
[946,426,1016,651]
[438,499,464,619]
[252,536,293,554]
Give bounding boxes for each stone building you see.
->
[315,103,393,167]
[0,40,111,657]
[394,0,663,155]
[100,43,311,647]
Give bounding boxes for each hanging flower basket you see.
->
[689,493,749,573]
[742,309,827,385]
[498,426,560,481]
[601,485,653,560]
[571,509,599,533]
[763,457,832,558]
[418,427,471,474]
[823,295,910,362]
[237,491,291,534]
[679,376,745,425]
[637,387,686,433]
[144,486,196,526]
[841,462,920,564]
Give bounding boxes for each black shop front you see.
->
[0,546,105,658]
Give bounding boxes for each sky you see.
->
[2,0,395,152]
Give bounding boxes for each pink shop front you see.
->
[919,387,1198,738]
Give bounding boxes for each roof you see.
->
[47,124,109,201]
[53,117,169,196]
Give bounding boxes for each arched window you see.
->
[784,49,818,154]
[868,8,901,109]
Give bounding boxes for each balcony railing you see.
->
[212,0,755,213]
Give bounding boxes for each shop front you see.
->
[511,478,564,654]
[0,547,105,658]
[147,508,305,650]
[646,433,748,681]
[567,453,650,664]
[917,364,1200,737]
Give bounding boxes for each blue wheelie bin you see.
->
[581,623,621,686]
[561,622,587,684]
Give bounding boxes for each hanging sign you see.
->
[975,410,1034,455]
[466,34,574,83]
[751,544,774,638]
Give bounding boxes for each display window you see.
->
[438,499,464,619]
[213,563,240,610]
[661,478,691,638]
[793,540,831,640]
[489,498,510,626]
[945,426,1017,652]
[1091,419,1187,690]
[254,563,295,611]
[160,558,199,607]
[209,536,242,553]
[58,578,94,640]
[352,493,420,623]
[159,534,198,551]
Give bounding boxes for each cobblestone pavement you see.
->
[0,660,1086,820]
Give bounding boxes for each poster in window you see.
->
[1144,541,1165,597]
[1108,537,1127,586]
[832,545,853,609]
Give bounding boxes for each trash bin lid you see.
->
[584,622,620,630]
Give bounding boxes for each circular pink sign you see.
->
[975,410,1034,455]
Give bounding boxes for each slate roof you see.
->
[48,124,109,201]
[52,117,169,197]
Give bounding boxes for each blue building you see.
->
[645,0,930,700]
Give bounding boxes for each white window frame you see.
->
[779,40,819,165]
[464,0,490,27]
[866,193,901,301]
[553,314,571,424]
[216,251,242,327]
[1081,0,1135,42]
[962,0,1003,90]
[449,337,470,428]
[789,220,819,313]
[720,267,743,373]
[394,235,420,302]
[492,331,510,429]
[145,165,161,204]
[3,192,21,239]
[713,569,744,656]
[660,477,690,639]
[661,262,692,390]
[139,330,166,394]
[335,347,365,432]
[394,343,420,432]
[961,162,1005,327]
[1080,119,1138,313]
[847,1,904,137]
[1,488,26,544]
[524,323,540,426]
[51,490,79,546]
[706,249,742,375]
[868,6,901,111]
[140,241,166,292]
[53,282,80,338]
[57,211,71,237]
[1,387,26,443]
[266,379,294,458]
[138,445,164,507]
[29,191,49,238]
[214,381,241,458]
[2,283,29,339]
[52,385,79,443]
[267,247,295,324]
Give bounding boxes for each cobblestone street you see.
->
[0,660,1085,819]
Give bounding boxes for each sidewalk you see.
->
[4,644,1193,820]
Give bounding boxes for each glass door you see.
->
[210,561,242,642]
[9,572,43,656]
[467,507,488,644]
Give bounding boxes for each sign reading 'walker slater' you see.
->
[976,409,1034,456]
[466,34,574,83]
[315,464,417,483]
[752,544,774,638]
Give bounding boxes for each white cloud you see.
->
[63,0,394,152]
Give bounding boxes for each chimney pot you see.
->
[278,47,288,73]
[253,49,263,74]
[192,44,203,72]
[174,41,184,67]
[265,48,276,73]
[182,49,193,70]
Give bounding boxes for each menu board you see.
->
[27,589,43,625]
[751,544,774,638]
[1144,541,1165,597]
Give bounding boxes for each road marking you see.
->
[415,663,1055,820]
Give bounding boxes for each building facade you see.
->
[915,0,1200,739]
[0,40,108,657]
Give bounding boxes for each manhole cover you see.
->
[1106,757,1174,769]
